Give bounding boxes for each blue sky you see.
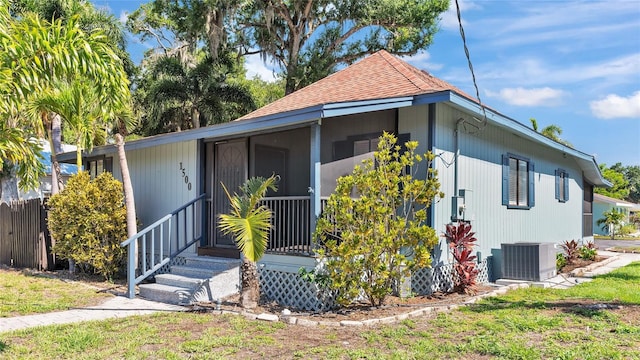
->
[94,0,640,167]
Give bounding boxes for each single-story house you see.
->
[58,50,610,309]
[593,193,640,235]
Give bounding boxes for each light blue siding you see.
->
[112,140,199,250]
[430,103,584,267]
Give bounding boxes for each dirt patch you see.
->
[194,285,496,322]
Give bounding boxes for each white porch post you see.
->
[309,122,321,242]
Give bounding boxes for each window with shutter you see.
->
[502,153,535,209]
[555,169,569,202]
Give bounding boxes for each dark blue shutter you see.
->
[564,172,570,201]
[528,161,535,207]
[554,169,560,200]
[502,155,509,206]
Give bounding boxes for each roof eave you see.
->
[57,106,325,162]
[446,92,611,188]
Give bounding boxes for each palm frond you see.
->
[217,175,279,262]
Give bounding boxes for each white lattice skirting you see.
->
[411,257,492,295]
[258,268,336,312]
[139,254,187,278]
[259,257,493,311]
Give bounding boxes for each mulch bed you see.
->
[557,255,607,274]
[195,285,497,322]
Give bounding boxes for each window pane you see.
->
[509,158,518,205]
[89,160,96,179]
[370,138,380,152]
[353,140,370,156]
[518,160,528,206]
[97,159,104,175]
[559,173,565,200]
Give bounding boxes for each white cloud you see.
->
[590,91,640,119]
[440,0,481,31]
[402,51,443,72]
[244,54,278,82]
[119,11,129,25]
[486,87,567,107]
[444,53,640,91]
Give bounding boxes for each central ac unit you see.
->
[501,242,556,281]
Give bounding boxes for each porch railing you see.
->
[121,194,206,298]
[261,196,312,256]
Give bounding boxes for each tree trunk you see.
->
[49,114,64,194]
[240,257,260,309]
[192,108,200,129]
[116,134,138,272]
[48,113,67,271]
[115,134,137,238]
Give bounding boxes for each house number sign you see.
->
[179,162,192,191]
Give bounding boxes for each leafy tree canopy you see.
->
[128,0,449,94]
[610,163,640,204]
[595,163,630,200]
[133,50,256,135]
[10,0,136,79]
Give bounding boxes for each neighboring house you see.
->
[58,50,610,308]
[1,140,78,203]
[593,193,640,235]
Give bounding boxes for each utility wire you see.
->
[455,0,487,131]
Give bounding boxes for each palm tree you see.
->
[596,208,626,240]
[530,118,572,147]
[1,9,131,186]
[218,175,278,309]
[141,51,256,135]
[27,80,107,169]
[2,7,138,270]
[0,123,44,197]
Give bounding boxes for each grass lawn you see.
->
[609,246,640,253]
[1,263,639,359]
[0,268,112,317]
[595,235,640,241]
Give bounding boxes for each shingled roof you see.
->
[238,50,478,121]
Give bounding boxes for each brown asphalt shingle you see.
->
[238,50,478,121]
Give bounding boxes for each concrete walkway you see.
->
[0,296,184,333]
[496,251,640,290]
[2,251,639,334]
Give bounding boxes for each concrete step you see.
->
[155,273,207,290]
[139,283,192,305]
[140,256,241,305]
[183,256,241,271]
[170,265,221,278]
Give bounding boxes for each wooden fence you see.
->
[0,199,54,270]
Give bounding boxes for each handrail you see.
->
[123,194,207,299]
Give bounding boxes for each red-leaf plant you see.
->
[444,221,479,295]
[560,239,580,264]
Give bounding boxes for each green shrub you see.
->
[556,252,567,271]
[618,224,637,237]
[579,241,597,261]
[48,171,127,280]
[315,133,443,307]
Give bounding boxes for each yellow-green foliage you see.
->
[48,171,127,280]
[315,132,444,307]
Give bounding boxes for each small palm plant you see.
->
[218,175,277,309]
[596,208,625,240]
